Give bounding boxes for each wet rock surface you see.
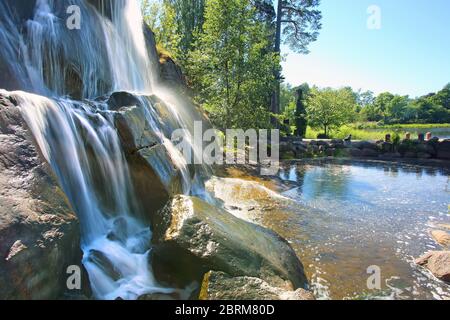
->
[415,251,450,283]
[199,271,314,300]
[0,92,81,299]
[430,230,450,248]
[151,195,309,291]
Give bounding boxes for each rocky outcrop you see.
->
[151,195,309,292]
[105,92,184,220]
[159,57,187,89]
[415,251,450,283]
[4,0,36,22]
[0,92,81,299]
[279,137,450,161]
[437,140,450,160]
[143,23,162,82]
[199,271,314,300]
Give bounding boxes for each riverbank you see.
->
[304,124,450,141]
[280,136,450,163]
[212,160,450,299]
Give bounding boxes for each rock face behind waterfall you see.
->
[152,195,309,298]
[0,93,81,299]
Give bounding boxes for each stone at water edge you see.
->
[437,140,450,160]
[430,230,450,247]
[349,148,363,157]
[415,251,450,283]
[151,195,309,290]
[199,271,314,301]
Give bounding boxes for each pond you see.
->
[275,160,450,300]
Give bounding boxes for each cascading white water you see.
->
[0,0,204,299]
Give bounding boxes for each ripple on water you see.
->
[275,160,450,300]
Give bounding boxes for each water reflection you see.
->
[275,160,450,300]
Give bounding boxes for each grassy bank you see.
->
[305,126,392,140]
[358,123,450,130]
[304,123,450,140]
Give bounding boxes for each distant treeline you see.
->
[280,83,450,137]
[142,0,321,130]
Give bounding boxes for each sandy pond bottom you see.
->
[265,161,450,299]
[257,160,450,300]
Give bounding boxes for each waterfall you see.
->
[0,0,204,299]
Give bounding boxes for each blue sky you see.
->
[281,0,450,97]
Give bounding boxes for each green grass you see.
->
[357,122,450,130]
[305,125,391,140]
[304,122,450,140]
[156,43,174,63]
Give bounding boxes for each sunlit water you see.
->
[274,160,450,300]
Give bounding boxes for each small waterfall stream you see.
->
[0,0,203,299]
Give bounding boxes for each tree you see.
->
[187,0,279,130]
[306,88,356,137]
[167,0,206,62]
[432,83,450,110]
[384,95,410,124]
[357,90,375,108]
[142,0,182,59]
[271,0,322,118]
[294,87,308,137]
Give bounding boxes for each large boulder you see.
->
[0,92,81,299]
[105,92,184,221]
[415,251,450,283]
[199,271,314,300]
[159,56,187,89]
[151,195,308,290]
[436,140,450,160]
[361,148,379,158]
[353,141,378,150]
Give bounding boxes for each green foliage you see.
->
[186,0,279,130]
[358,84,450,124]
[142,0,182,59]
[276,0,322,54]
[306,87,357,137]
[392,132,401,146]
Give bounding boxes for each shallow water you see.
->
[274,160,450,300]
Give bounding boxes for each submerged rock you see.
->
[199,271,314,300]
[152,195,308,290]
[0,92,81,299]
[437,140,450,160]
[430,230,450,248]
[415,251,450,282]
[205,176,290,223]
